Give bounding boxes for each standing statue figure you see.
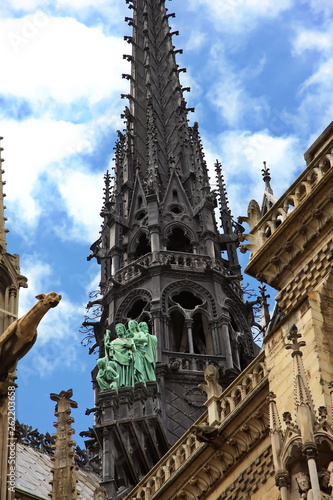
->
[108,323,136,387]
[96,357,119,392]
[127,320,157,384]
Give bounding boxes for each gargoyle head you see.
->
[35,292,62,308]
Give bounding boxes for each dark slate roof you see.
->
[16,443,100,499]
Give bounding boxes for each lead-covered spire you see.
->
[120,0,206,199]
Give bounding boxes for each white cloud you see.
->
[292,28,333,54]
[1,15,128,105]
[290,25,333,138]
[0,117,94,227]
[52,169,103,243]
[203,129,303,220]
[184,30,208,52]
[301,0,333,19]
[18,254,88,377]
[206,44,268,127]
[3,0,123,18]
[187,0,292,34]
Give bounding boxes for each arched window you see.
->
[127,298,148,320]
[138,195,143,208]
[170,310,186,352]
[135,233,151,257]
[166,227,192,253]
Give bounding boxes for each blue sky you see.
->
[1,0,332,446]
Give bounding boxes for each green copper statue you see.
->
[98,321,157,391]
[96,357,119,391]
[128,320,157,384]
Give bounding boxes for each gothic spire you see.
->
[215,159,240,271]
[261,161,277,215]
[120,0,200,196]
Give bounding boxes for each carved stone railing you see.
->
[125,351,267,500]
[239,147,333,257]
[159,250,214,270]
[163,351,226,372]
[114,253,153,283]
[113,251,235,284]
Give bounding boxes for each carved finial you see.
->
[285,324,306,357]
[262,161,272,190]
[50,389,78,500]
[282,411,293,426]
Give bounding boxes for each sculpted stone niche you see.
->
[97,320,157,392]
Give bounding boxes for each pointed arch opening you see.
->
[192,312,213,355]
[135,233,151,257]
[170,310,187,352]
[166,227,193,253]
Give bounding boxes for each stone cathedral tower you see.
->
[86,1,257,498]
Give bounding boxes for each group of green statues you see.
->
[96,320,157,392]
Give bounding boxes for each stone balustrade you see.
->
[125,351,266,500]
[163,351,227,372]
[113,251,232,285]
[239,148,333,257]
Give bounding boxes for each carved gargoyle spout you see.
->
[0,292,62,380]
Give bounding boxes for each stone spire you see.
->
[116,0,209,202]
[261,161,277,215]
[50,389,78,500]
[215,159,240,272]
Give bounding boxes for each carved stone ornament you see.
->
[184,387,206,408]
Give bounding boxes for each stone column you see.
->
[185,319,196,370]
[220,321,233,369]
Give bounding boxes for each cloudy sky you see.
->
[1,0,332,444]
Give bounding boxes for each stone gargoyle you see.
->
[0,292,61,380]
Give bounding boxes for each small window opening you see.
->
[136,233,151,257]
[172,291,202,309]
[166,227,192,252]
[170,205,183,214]
[127,299,148,320]
[170,311,186,352]
[138,195,143,208]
